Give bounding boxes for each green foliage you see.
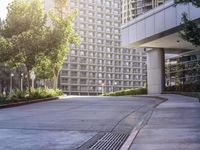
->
[0,93,7,103]
[0,0,79,89]
[103,88,147,96]
[54,88,64,96]
[175,0,200,46]
[29,88,63,99]
[7,89,27,102]
[175,0,200,7]
[0,0,49,92]
[54,0,67,16]
[0,88,63,105]
[179,13,200,47]
[47,1,79,88]
[165,83,200,92]
[0,37,12,62]
[34,56,54,80]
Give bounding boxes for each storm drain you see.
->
[90,133,129,150]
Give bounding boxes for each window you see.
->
[61,71,68,76]
[89,45,94,50]
[106,1,111,6]
[97,39,103,44]
[70,71,77,76]
[70,64,77,69]
[70,57,78,63]
[71,79,77,84]
[80,79,87,84]
[71,86,78,91]
[70,50,77,55]
[80,65,87,70]
[80,51,86,56]
[80,72,87,77]
[114,2,119,8]
[97,0,103,5]
[80,58,87,63]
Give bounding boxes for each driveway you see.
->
[0,96,162,150]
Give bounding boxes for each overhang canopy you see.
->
[121,0,200,50]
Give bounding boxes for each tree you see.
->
[0,0,79,90]
[34,56,54,86]
[46,0,79,88]
[54,0,67,18]
[0,0,48,92]
[175,0,200,47]
[179,13,200,47]
[175,0,200,7]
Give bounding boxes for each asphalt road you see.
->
[0,96,161,150]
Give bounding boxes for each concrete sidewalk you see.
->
[129,94,200,150]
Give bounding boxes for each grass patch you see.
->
[102,88,147,96]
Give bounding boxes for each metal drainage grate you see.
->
[90,133,129,150]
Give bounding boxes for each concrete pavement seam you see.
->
[110,104,146,133]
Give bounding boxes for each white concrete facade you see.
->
[121,1,200,94]
[121,0,165,24]
[121,1,200,49]
[147,49,165,94]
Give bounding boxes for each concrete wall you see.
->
[121,1,200,47]
[147,49,165,94]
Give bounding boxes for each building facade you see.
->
[165,51,200,86]
[121,0,166,24]
[122,0,200,94]
[57,0,147,95]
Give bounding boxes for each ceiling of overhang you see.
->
[138,33,199,50]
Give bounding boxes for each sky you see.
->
[0,0,13,19]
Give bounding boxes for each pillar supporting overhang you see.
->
[147,48,165,94]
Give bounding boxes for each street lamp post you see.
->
[10,73,14,93]
[101,83,105,94]
[30,71,36,88]
[20,73,24,91]
[113,82,117,92]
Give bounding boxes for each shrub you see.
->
[54,89,64,96]
[165,83,200,92]
[29,88,63,99]
[0,88,63,105]
[0,93,7,104]
[7,89,27,102]
[103,88,147,96]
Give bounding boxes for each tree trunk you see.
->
[53,73,58,89]
[27,69,31,94]
[44,79,47,88]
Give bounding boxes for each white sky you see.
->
[0,0,13,19]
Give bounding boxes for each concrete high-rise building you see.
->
[43,0,147,95]
[121,0,165,24]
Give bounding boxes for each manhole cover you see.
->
[90,133,129,150]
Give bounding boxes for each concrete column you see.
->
[147,48,165,94]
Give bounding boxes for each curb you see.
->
[120,110,153,150]
[0,97,59,109]
[120,96,168,150]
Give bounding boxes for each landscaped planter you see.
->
[0,97,59,109]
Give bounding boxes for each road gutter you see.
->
[120,96,167,150]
